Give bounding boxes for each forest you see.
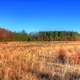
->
[13,31,80,41]
[0,28,80,41]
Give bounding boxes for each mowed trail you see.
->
[0,41,80,80]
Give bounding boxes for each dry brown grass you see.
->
[0,41,80,80]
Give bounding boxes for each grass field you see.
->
[0,41,80,80]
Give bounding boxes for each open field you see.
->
[0,41,80,80]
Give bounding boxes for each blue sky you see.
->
[0,0,80,33]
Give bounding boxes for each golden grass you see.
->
[0,41,80,80]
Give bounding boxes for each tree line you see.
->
[0,30,80,41]
[12,31,80,41]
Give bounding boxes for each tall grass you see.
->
[0,42,80,80]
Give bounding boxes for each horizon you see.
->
[0,27,80,33]
[0,0,80,33]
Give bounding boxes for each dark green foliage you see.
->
[11,31,80,41]
[27,31,80,41]
[12,31,31,41]
[1,30,80,41]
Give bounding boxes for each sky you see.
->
[0,0,80,33]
